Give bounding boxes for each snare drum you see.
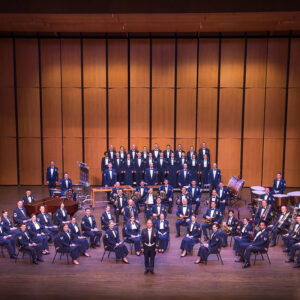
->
[287,191,300,206]
[273,194,289,210]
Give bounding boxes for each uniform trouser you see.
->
[244,246,265,263]
[202,222,212,239]
[282,235,296,250]
[288,244,300,262]
[162,198,173,211]
[0,237,16,257]
[42,227,59,242]
[115,208,124,223]
[84,230,102,247]
[33,235,49,251]
[128,237,141,252]
[22,244,43,261]
[48,181,56,197]
[135,199,145,212]
[72,237,89,254]
[157,234,169,250]
[64,245,80,260]
[115,244,129,259]
[233,236,250,252]
[175,219,188,236]
[220,230,229,247]
[180,237,197,253]
[145,205,154,220]
[143,245,156,271]
[271,227,286,244]
[197,246,210,261]
[192,199,201,212]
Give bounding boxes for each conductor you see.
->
[141,219,158,274]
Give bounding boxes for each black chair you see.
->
[253,243,271,265]
[15,246,33,264]
[0,244,6,257]
[101,235,117,263]
[52,236,70,264]
[205,239,224,265]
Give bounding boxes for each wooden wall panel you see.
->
[152,39,175,88]
[286,88,300,139]
[289,39,300,88]
[198,39,219,87]
[0,38,14,87]
[197,138,217,163]
[83,39,106,88]
[0,138,17,184]
[130,88,149,149]
[61,39,81,87]
[40,39,61,87]
[285,139,300,187]
[220,39,244,88]
[177,39,197,88]
[130,39,150,88]
[0,88,15,137]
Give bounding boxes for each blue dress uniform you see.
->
[27,221,49,251]
[18,230,43,263]
[163,149,173,159]
[123,158,134,185]
[101,210,116,230]
[134,185,149,212]
[176,192,191,206]
[198,147,210,161]
[123,205,139,223]
[101,156,110,183]
[174,149,185,160]
[114,195,128,223]
[0,224,17,258]
[155,219,169,250]
[144,167,158,186]
[13,207,30,227]
[287,243,300,265]
[233,221,253,253]
[180,221,202,253]
[54,208,69,226]
[220,216,239,247]
[208,195,221,210]
[187,151,197,162]
[103,168,117,187]
[145,157,157,169]
[106,228,129,259]
[208,168,221,190]
[46,166,59,196]
[152,148,161,161]
[112,157,123,183]
[37,212,59,242]
[81,215,102,247]
[188,159,199,183]
[22,194,35,204]
[166,157,179,187]
[260,193,275,208]
[108,149,116,160]
[133,157,145,186]
[272,178,286,194]
[254,206,273,225]
[175,205,193,236]
[156,157,168,185]
[199,158,210,187]
[145,193,157,220]
[124,221,142,252]
[188,185,202,213]
[197,230,222,263]
[142,151,149,161]
[282,222,300,251]
[268,212,292,246]
[151,203,167,225]
[129,149,138,160]
[216,187,229,214]
[58,231,80,261]
[68,222,89,255]
[178,169,192,187]
[1,216,21,237]
[202,208,223,240]
[60,178,73,196]
[158,184,174,212]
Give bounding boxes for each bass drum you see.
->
[227,176,245,199]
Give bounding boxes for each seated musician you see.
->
[123,153,134,186]
[178,163,191,188]
[54,202,69,226]
[166,152,179,188]
[101,205,117,231]
[154,213,169,253]
[68,217,90,257]
[163,144,173,159]
[113,152,123,183]
[124,215,142,256]
[134,180,149,213]
[37,206,59,242]
[134,152,145,186]
[13,200,30,227]
[145,188,157,220]
[199,153,210,188]
[158,179,174,214]
[285,237,300,268]
[208,163,221,191]
[114,188,128,224]
[187,146,197,162]
[207,189,220,209]
[254,200,273,226]
[156,152,168,185]
[272,172,286,195]
[194,223,221,264]
[105,220,129,264]
[103,163,117,187]
[282,215,300,253]
[235,221,269,269]
[60,172,72,196]
[46,160,59,197]
[220,209,239,247]
[58,223,80,265]
[27,214,50,255]
[268,205,292,247]
[142,145,149,160]
[1,210,21,237]
[180,215,201,257]
[233,218,253,254]
[202,202,223,241]
[110,181,124,202]
[81,208,102,248]
[151,197,167,225]
[124,199,139,223]
[0,217,17,259]
[260,187,274,207]
[18,223,44,264]
[188,180,201,215]
[175,198,192,237]
[216,182,229,214]
[22,189,35,204]
[198,141,210,161]
[176,187,191,206]
[152,143,161,161]
[144,162,158,186]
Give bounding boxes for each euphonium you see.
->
[202,218,212,225]
[159,190,166,200]
[133,191,141,201]
[222,222,232,235]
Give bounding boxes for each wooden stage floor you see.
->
[0,186,299,300]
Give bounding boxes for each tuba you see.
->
[132,191,141,201]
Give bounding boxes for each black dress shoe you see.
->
[235,258,245,263]
[270,243,276,247]
[10,255,17,259]
[33,261,38,265]
[122,259,129,264]
[194,261,200,264]
[285,259,294,263]
[144,270,149,275]
[242,263,251,268]
[293,263,300,268]
[282,249,289,253]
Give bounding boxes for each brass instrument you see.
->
[202,218,212,225]
[222,222,232,235]
[178,215,189,221]
[292,225,300,239]
[290,206,300,228]
[132,191,141,201]
[277,212,290,230]
[159,190,167,200]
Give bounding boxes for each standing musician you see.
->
[175,198,193,237]
[1,210,21,237]
[101,152,110,183]
[141,219,158,274]
[156,152,168,185]
[22,189,35,204]
[220,209,239,247]
[166,152,178,188]
[199,153,210,188]
[202,202,223,241]
[178,152,188,170]
[46,160,59,197]
[60,172,72,196]
[13,200,30,227]
[112,152,124,183]
[103,163,117,187]
[188,154,199,184]
[108,145,116,160]
[282,215,300,253]
[187,146,197,163]
[163,144,173,160]
[260,187,274,208]
[254,200,273,226]
[123,153,134,186]
[118,145,127,160]
[198,141,210,161]
[134,152,145,186]
[129,144,138,160]
[208,163,221,192]
[154,214,169,253]
[145,188,157,220]
[124,215,142,256]
[54,202,69,226]
[180,215,201,257]
[123,199,139,223]
[0,217,17,259]
[216,182,229,214]
[142,146,149,161]
[272,172,286,195]
[175,144,185,160]
[152,143,161,161]
[188,180,202,215]
[144,162,158,186]
[114,189,128,224]
[151,197,167,224]
[145,152,156,169]
[176,187,191,206]
[233,217,253,254]
[134,180,149,213]
[158,179,174,213]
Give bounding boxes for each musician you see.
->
[124,216,142,256]
[81,208,102,248]
[202,202,223,241]
[187,146,197,162]
[233,218,253,253]
[27,214,50,255]
[54,203,69,226]
[178,163,192,187]
[282,215,300,253]
[285,242,300,268]
[37,206,59,242]
[260,187,274,208]
[134,181,149,213]
[176,187,191,206]
[178,152,188,170]
[254,200,273,225]
[123,153,134,186]
[141,219,158,274]
[268,205,292,247]
[119,145,126,160]
[145,188,157,220]
[220,209,239,247]
[60,172,72,196]
[105,221,129,264]
[216,182,229,214]
[46,160,59,196]
[142,146,149,160]
[272,172,286,195]
[156,152,168,185]
[114,189,128,224]
[175,144,185,160]
[58,223,80,265]
[13,200,30,227]
[103,163,117,187]
[208,163,221,191]
[1,210,21,237]
[0,218,17,259]
[152,143,161,161]
[194,223,221,264]
[175,199,192,237]
[207,189,220,208]
[188,180,202,215]
[235,221,269,269]
[180,215,201,257]
[108,144,116,160]
[110,182,124,201]
[145,152,156,169]
[166,152,178,188]
[124,199,139,223]
[101,152,110,183]
[198,142,210,161]
[163,144,173,159]
[113,152,123,183]
[199,153,210,188]
[22,189,35,204]
[129,144,138,160]
[151,197,167,224]
[101,205,117,231]
[188,154,199,183]
[144,163,158,186]
[134,152,145,186]
[68,217,90,257]
[18,223,44,264]
[154,214,169,253]
[158,179,174,213]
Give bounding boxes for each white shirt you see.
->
[154,150,158,157]
[74,224,79,233]
[120,152,124,158]
[165,186,168,194]
[211,196,216,203]
[190,222,194,232]
[260,207,266,217]
[150,169,153,177]
[33,221,40,230]
[140,188,144,196]
[192,160,196,166]
[171,159,174,165]
[42,214,48,223]
[213,170,216,178]
[148,194,154,205]
[202,149,206,155]
[159,221,164,230]
[210,209,215,218]
[192,187,195,197]
[277,180,280,188]
[166,151,170,158]
[65,179,68,189]
[50,168,54,176]
[183,206,187,215]
[264,194,268,200]
[28,196,32,203]
[219,189,223,198]
[184,170,187,178]
[143,152,147,159]
[147,228,152,244]
[105,157,109,164]
[131,222,137,230]
[242,225,246,233]
[107,212,112,220]
[204,160,207,167]
[127,159,130,166]
[25,232,30,240]
[88,216,93,226]
[254,230,264,241]
[178,151,182,158]
[119,197,123,207]
[157,205,161,215]
[228,217,233,225]
[138,158,141,166]
[61,209,66,217]
[66,231,71,240]
[160,158,163,165]
[132,151,135,158]
[109,170,112,178]
[149,158,153,164]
